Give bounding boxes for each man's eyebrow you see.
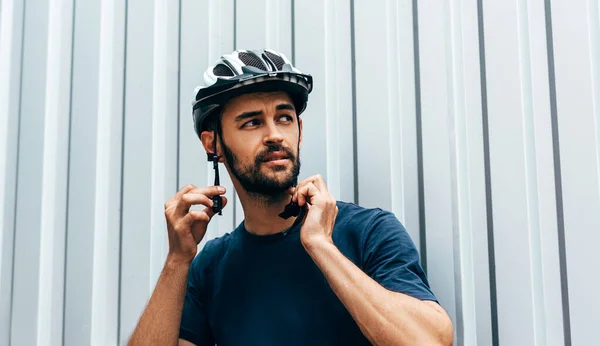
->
[234,110,263,122]
[276,103,295,111]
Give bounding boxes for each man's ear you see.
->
[200,130,216,155]
[200,130,226,162]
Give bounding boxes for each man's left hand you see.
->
[292,174,338,248]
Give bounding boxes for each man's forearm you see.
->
[304,239,453,346]
[127,257,190,346]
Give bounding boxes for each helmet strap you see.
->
[207,119,223,215]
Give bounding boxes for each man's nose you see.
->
[263,120,284,144]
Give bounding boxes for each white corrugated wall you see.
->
[0,0,598,345]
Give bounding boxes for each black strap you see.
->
[210,121,222,215]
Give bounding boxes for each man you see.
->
[128,49,453,346]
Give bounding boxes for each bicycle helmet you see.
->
[191,49,313,137]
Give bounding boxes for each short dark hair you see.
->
[201,108,224,137]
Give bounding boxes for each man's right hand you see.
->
[164,184,228,263]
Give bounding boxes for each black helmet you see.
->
[191,49,313,137]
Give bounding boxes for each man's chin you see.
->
[242,178,295,198]
[260,162,292,175]
[256,170,296,189]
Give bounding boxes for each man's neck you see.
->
[236,188,297,236]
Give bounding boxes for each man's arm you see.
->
[292,175,453,346]
[127,258,192,345]
[127,184,226,346]
[304,239,453,346]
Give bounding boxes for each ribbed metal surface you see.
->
[0,0,598,345]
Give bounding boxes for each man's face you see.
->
[210,91,302,197]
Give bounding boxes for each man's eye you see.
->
[242,119,260,128]
[279,115,293,122]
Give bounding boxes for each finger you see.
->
[203,195,228,218]
[297,182,320,207]
[286,186,295,196]
[178,210,211,243]
[176,184,197,198]
[179,197,228,241]
[306,174,328,192]
[180,209,210,226]
[292,179,314,203]
[181,193,214,208]
[178,198,226,230]
[314,177,328,193]
[292,182,304,203]
[165,184,197,208]
[293,174,327,203]
[173,186,226,216]
[187,185,226,198]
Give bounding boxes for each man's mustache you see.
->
[255,145,296,163]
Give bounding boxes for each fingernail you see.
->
[218,186,225,193]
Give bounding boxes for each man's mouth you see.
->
[262,151,290,162]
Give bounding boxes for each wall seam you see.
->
[411,0,427,273]
[8,1,28,344]
[476,0,499,344]
[349,0,359,205]
[116,0,129,342]
[543,1,571,344]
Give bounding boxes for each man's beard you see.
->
[220,137,301,200]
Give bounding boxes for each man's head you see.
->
[200,91,302,201]
[191,49,312,205]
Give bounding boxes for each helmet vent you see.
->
[239,52,268,71]
[213,63,235,76]
[264,51,285,70]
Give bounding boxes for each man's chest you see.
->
[205,243,368,345]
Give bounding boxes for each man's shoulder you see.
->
[191,229,238,271]
[334,201,409,242]
[335,200,393,226]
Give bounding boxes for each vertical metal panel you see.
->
[293,0,329,188]
[294,0,354,203]
[444,1,492,345]
[453,1,495,345]
[89,0,126,344]
[525,0,566,345]
[10,0,49,344]
[0,0,24,344]
[417,0,458,333]
[236,0,292,56]
[353,0,392,211]
[551,0,600,344]
[482,0,534,344]
[391,0,421,243]
[482,0,565,344]
[178,0,211,246]
[149,0,179,297]
[63,0,101,344]
[353,1,422,256]
[37,0,73,345]
[119,0,155,342]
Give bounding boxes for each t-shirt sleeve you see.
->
[179,250,215,345]
[361,210,438,302]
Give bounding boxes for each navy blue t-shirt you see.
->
[179,201,436,345]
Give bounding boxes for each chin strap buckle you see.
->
[278,200,301,219]
[208,132,222,216]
